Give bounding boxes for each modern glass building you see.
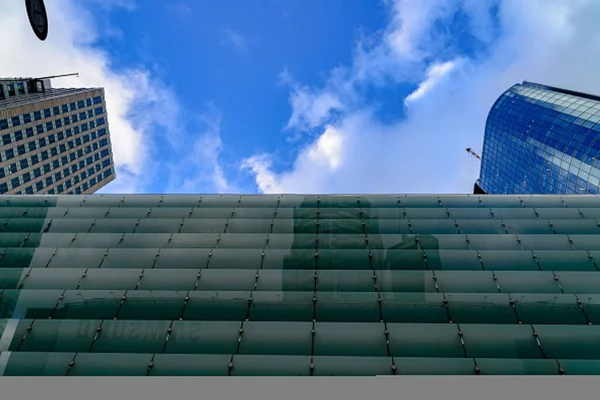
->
[0,77,115,195]
[476,81,600,195]
[1,193,600,376]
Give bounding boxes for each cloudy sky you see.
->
[1,0,599,194]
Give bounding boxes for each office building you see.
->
[1,193,600,376]
[0,77,115,195]
[476,81,600,195]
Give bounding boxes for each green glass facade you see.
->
[1,193,600,376]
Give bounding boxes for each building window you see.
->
[34,111,42,121]
[43,109,51,118]
[0,119,8,130]
[23,113,32,124]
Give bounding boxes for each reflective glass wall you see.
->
[479,81,600,194]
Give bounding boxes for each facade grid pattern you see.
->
[479,81,600,195]
[1,194,600,376]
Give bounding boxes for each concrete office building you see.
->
[476,81,600,195]
[1,193,600,376]
[0,77,115,195]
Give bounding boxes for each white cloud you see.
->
[243,0,600,194]
[0,0,229,194]
[223,29,248,52]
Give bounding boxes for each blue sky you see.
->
[2,0,600,194]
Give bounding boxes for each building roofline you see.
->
[522,81,600,103]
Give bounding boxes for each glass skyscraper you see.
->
[0,77,115,195]
[476,81,600,194]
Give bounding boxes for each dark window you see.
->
[0,168,4,178]
[79,160,85,169]
[53,106,60,115]
[43,164,51,173]
[62,104,69,113]
[63,117,70,125]
[61,156,68,164]
[70,102,76,111]
[52,160,60,169]
[36,125,44,134]
[48,135,56,144]
[55,119,62,128]
[73,126,80,134]
[33,168,41,178]
[54,173,61,181]
[2,134,11,145]
[41,151,49,160]
[20,159,29,169]
[23,114,31,124]
[0,183,8,194]
[77,100,85,108]
[73,176,80,184]
[83,134,90,143]
[38,137,46,147]
[50,147,58,157]
[63,168,70,177]
[65,179,72,188]
[75,187,81,194]
[65,129,72,137]
[79,112,86,120]
[48,188,55,194]
[43,109,51,118]
[11,116,21,127]
[81,123,88,132]
[17,145,26,155]
[57,131,64,141]
[31,154,39,164]
[25,128,34,138]
[11,178,20,188]
[93,96,102,104]
[36,181,44,191]
[87,110,94,118]
[0,119,9,130]
[5,149,14,160]
[14,131,23,141]
[45,122,53,131]
[28,141,36,152]
[45,177,53,186]
[72,114,78,123]
[23,172,31,183]
[25,186,34,195]
[86,98,92,107]
[57,184,64,193]
[94,106,103,115]
[33,111,42,121]
[77,149,84,158]
[82,182,89,191]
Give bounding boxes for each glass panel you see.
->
[47,249,106,269]
[233,207,276,219]
[46,219,94,233]
[316,270,374,292]
[361,208,401,219]
[409,219,457,234]
[180,219,228,233]
[312,356,393,376]
[78,269,142,290]
[106,208,151,219]
[31,208,64,218]
[184,291,250,321]
[149,354,231,376]
[518,234,574,250]
[371,250,426,270]
[512,294,586,325]
[137,269,199,291]
[535,208,583,220]
[417,234,470,250]
[394,357,476,375]
[53,290,124,319]
[255,270,314,291]
[317,208,361,220]
[154,248,211,269]
[480,250,539,271]
[230,355,311,376]
[520,196,565,208]
[208,248,264,269]
[238,195,280,208]
[559,360,600,375]
[365,234,417,250]
[0,233,27,247]
[278,195,318,208]
[316,292,380,322]
[570,235,600,250]
[225,219,273,234]
[148,208,192,219]
[261,249,315,270]
[0,248,55,268]
[165,320,240,354]
[387,323,463,357]
[481,196,523,208]
[556,272,600,294]
[403,208,449,219]
[319,219,368,234]
[20,268,82,290]
[358,196,400,208]
[135,219,182,233]
[248,292,313,322]
[503,220,554,235]
[435,271,497,293]
[491,208,537,219]
[69,353,152,376]
[0,351,73,376]
[4,196,55,207]
[457,220,506,234]
[159,195,202,207]
[79,195,124,208]
[562,196,600,208]
[218,233,269,249]
[376,270,436,292]
[70,233,123,248]
[271,219,316,234]
[400,196,441,208]
[317,249,370,270]
[438,196,481,208]
[535,251,597,272]
[535,325,600,359]
[62,207,110,218]
[92,320,170,353]
[200,195,240,207]
[117,290,187,320]
[380,293,448,323]
[446,293,517,324]
[578,295,600,324]
[101,249,158,269]
[313,322,387,357]
[2,219,47,233]
[189,208,234,219]
[318,234,367,250]
[120,195,163,207]
[18,319,99,352]
[552,220,600,234]
[2,319,32,350]
[1,289,62,319]
[446,208,493,219]
[24,233,75,248]
[197,269,257,291]
[239,321,312,356]
[425,250,482,271]
[0,208,27,219]
[467,234,521,250]
[462,324,542,359]
[495,271,561,293]
[319,196,360,208]
[0,268,26,289]
[88,219,137,233]
[579,208,600,219]
[120,233,173,248]
[476,359,559,375]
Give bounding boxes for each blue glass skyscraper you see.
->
[476,81,600,194]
